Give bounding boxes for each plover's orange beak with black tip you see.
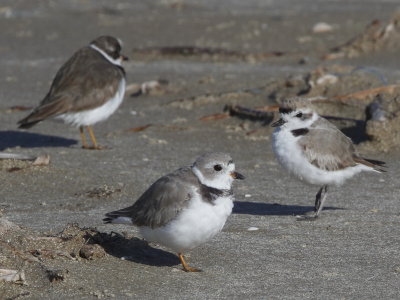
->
[230,171,245,180]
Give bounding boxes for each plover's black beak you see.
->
[121,54,129,61]
[271,118,286,127]
[231,171,245,180]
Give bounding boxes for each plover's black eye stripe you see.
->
[228,160,233,165]
[291,128,309,137]
[214,164,223,171]
[295,112,303,118]
[279,107,293,114]
[301,113,313,120]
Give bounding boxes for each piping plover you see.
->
[104,152,245,272]
[272,98,386,220]
[18,36,128,150]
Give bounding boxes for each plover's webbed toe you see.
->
[183,266,203,272]
[83,144,108,150]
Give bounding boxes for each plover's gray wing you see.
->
[309,116,341,130]
[301,117,386,172]
[104,167,196,229]
[297,126,358,171]
[18,47,125,128]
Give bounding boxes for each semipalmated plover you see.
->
[18,36,128,149]
[103,152,245,272]
[272,97,386,220]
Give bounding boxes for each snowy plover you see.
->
[104,152,245,272]
[18,36,128,149]
[272,98,385,220]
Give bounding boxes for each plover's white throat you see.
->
[18,36,128,150]
[271,98,386,220]
[103,152,245,272]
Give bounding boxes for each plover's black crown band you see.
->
[279,107,293,114]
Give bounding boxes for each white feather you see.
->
[90,44,122,66]
[139,191,234,253]
[192,164,234,190]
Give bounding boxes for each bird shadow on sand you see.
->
[0,130,77,150]
[233,201,344,216]
[87,231,180,267]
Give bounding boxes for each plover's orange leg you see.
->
[79,126,90,149]
[178,253,202,272]
[86,125,103,150]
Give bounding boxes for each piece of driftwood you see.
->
[132,46,286,62]
[125,124,153,132]
[199,113,229,121]
[0,269,26,284]
[226,105,275,123]
[0,153,36,160]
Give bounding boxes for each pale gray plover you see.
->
[104,152,245,272]
[272,97,386,220]
[18,36,128,149]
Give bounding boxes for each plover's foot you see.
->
[182,266,202,272]
[295,214,319,221]
[82,145,110,150]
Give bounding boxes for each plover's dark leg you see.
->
[86,125,103,150]
[314,185,328,217]
[178,253,202,272]
[79,126,89,149]
[296,185,328,221]
[314,186,325,212]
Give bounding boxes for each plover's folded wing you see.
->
[47,49,125,110]
[104,169,193,229]
[297,127,357,171]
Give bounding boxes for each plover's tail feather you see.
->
[18,119,41,129]
[354,157,387,172]
[103,209,133,224]
[17,97,67,129]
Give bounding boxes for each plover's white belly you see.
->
[140,194,234,253]
[272,128,371,186]
[56,78,125,127]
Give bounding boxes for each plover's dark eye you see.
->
[295,112,303,118]
[213,164,222,171]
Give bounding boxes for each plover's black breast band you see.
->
[291,128,309,137]
[199,184,232,204]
